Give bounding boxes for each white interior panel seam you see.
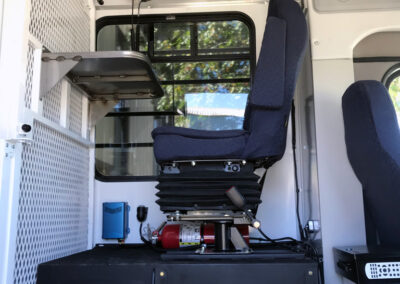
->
[308,7,400,60]
[306,0,383,282]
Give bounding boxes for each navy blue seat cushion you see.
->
[243,0,308,160]
[342,80,400,246]
[249,17,286,110]
[152,127,249,162]
[152,0,308,163]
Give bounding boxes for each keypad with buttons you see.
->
[365,262,400,279]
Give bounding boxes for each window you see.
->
[383,64,400,124]
[95,14,255,180]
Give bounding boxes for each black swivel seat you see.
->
[151,0,308,234]
[342,80,400,246]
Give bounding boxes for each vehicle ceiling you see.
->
[95,0,266,9]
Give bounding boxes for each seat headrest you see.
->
[342,80,400,159]
[249,17,286,109]
[247,0,308,110]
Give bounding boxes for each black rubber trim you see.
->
[382,63,400,88]
[353,56,400,63]
[96,143,153,148]
[95,171,158,182]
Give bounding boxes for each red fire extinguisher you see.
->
[155,223,249,249]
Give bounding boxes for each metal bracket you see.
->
[224,161,242,172]
[162,163,180,174]
[6,128,33,146]
[5,137,32,145]
[166,211,250,224]
[89,100,119,128]
[230,226,251,253]
[40,54,81,98]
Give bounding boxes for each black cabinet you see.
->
[37,245,319,284]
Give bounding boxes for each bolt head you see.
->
[21,124,32,133]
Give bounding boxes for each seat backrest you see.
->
[342,80,400,246]
[242,0,308,161]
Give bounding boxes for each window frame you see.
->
[95,12,256,182]
[382,63,400,89]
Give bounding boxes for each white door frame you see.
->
[0,1,30,283]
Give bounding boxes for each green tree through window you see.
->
[388,76,400,122]
[95,15,254,178]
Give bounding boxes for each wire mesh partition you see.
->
[13,1,92,283]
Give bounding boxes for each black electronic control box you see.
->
[334,246,400,283]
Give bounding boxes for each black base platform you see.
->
[37,244,319,284]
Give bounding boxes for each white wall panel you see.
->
[312,59,366,284]
[308,8,400,60]
[94,181,165,244]
[307,1,400,282]
[93,1,304,245]
[313,0,400,13]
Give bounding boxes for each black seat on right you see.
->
[342,80,400,246]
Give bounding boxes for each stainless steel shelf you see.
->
[40,51,164,101]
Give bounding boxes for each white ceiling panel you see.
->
[95,0,266,9]
[313,0,400,12]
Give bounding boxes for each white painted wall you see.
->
[0,0,4,52]
[95,0,266,9]
[93,1,301,245]
[0,0,29,140]
[94,181,165,244]
[0,1,29,283]
[312,59,365,284]
[307,1,400,283]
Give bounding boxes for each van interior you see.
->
[0,0,400,283]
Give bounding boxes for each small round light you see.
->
[160,271,165,277]
[253,220,261,229]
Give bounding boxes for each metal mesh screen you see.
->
[29,0,90,53]
[42,81,62,123]
[14,120,89,284]
[13,0,92,283]
[69,86,83,134]
[24,44,35,109]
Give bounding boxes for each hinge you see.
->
[4,143,16,158]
